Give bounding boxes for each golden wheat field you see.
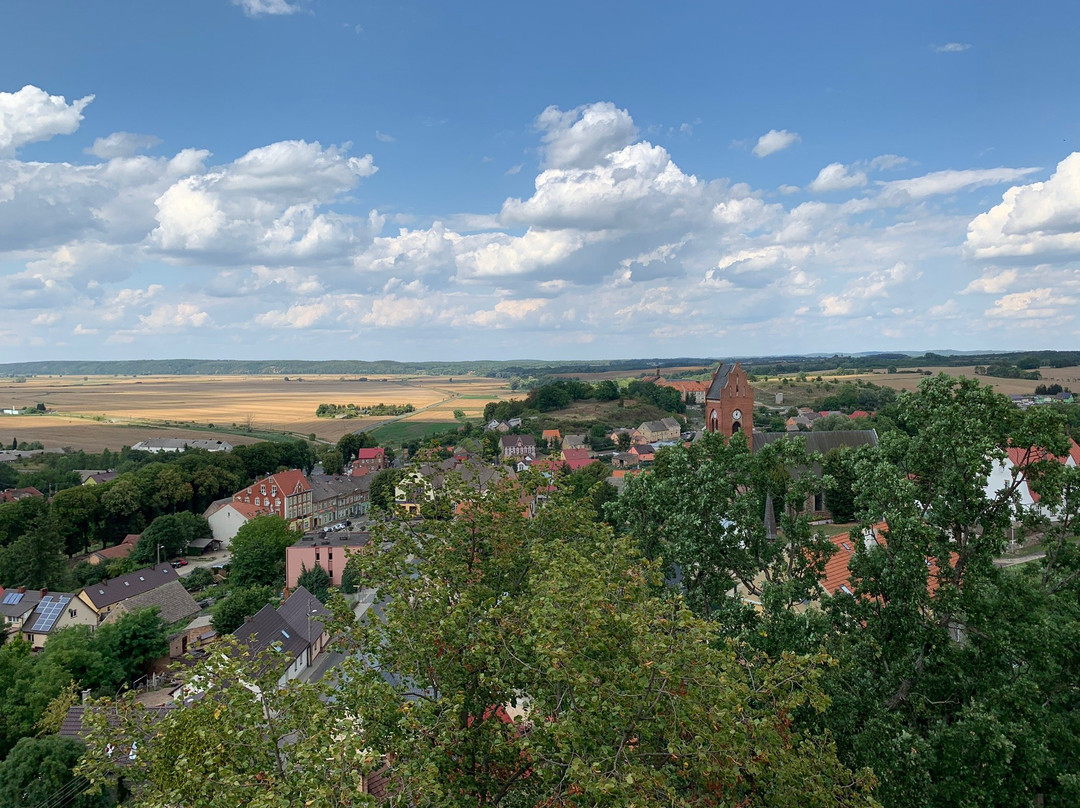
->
[825,366,1080,396]
[0,374,512,450]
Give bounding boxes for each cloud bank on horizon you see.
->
[1,2,1078,361]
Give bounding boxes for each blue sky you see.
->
[2,0,1079,361]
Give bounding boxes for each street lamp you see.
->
[156,544,165,566]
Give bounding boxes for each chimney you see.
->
[82,689,92,704]
[17,586,26,594]
[40,588,48,597]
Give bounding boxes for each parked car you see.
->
[171,558,188,567]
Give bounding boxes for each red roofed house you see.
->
[849,410,871,419]
[88,533,141,566]
[0,486,44,503]
[233,469,313,531]
[350,447,387,475]
[560,448,595,471]
[655,378,709,404]
[542,429,562,449]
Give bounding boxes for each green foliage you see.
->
[133,511,210,563]
[181,566,215,591]
[0,609,169,759]
[228,516,299,590]
[625,378,687,413]
[338,564,360,594]
[92,607,169,688]
[557,461,618,523]
[0,736,110,808]
[820,374,1078,807]
[50,485,101,556]
[612,432,835,624]
[320,447,345,476]
[336,431,376,462]
[316,402,414,417]
[211,586,275,635]
[335,478,873,807]
[0,494,49,548]
[79,637,368,808]
[811,380,897,413]
[0,514,73,589]
[296,563,331,602]
[368,468,402,513]
[0,462,17,489]
[978,362,1041,380]
[822,447,859,523]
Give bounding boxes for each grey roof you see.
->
[309,473,372,504]
[101,579,200,626]
[24,593,75,634]
[82,564,178,610]
[706,362,737,401]
[751,430,879,455]
[188,537,218,549]
[0,588,43,620]
[410,458,508,494]
[132,438,233,452]
[499,434,535,448]
[202,496,232,518]
[277,586,330,645]
[295,531,372,548]
[234,604,309,663]
[59,704,173,741]
[764,493,778,540]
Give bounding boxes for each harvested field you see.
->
[0,416,264,453]
[0,374,512,450]
[824,366,1080,397]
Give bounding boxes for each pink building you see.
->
[286,532,372,589]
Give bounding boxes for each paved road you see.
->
[993,551,1046,568]
[176,550,231,576]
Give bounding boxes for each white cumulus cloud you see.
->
[86,132,162,159]
[0,85,94,154]
[536,102,637,169]
[808,162,867,193]
[752,129,800,158]
[966,153,1080,258]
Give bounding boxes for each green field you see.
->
[369,420,462,445]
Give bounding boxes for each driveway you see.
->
[176,550,231,576]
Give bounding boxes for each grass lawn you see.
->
[370,420,461,446]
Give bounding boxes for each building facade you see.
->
[704,362,754,439]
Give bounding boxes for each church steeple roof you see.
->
[706,362,737,400]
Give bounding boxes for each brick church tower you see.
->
[704,362,754,439]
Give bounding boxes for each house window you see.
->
[255,497,260,506]
[69,609,77,618]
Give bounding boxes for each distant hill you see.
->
[1,351,1077,379]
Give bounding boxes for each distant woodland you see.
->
[3,350,1080,379]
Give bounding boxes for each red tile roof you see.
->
[822,523,955,598]
[354,448,385,460]
[269,469,311,493]
[228,501,273,519]
[92,533,141,561]
[561,448,591,461]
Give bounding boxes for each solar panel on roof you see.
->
[2,592,23,605]
[30,595,71,633]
